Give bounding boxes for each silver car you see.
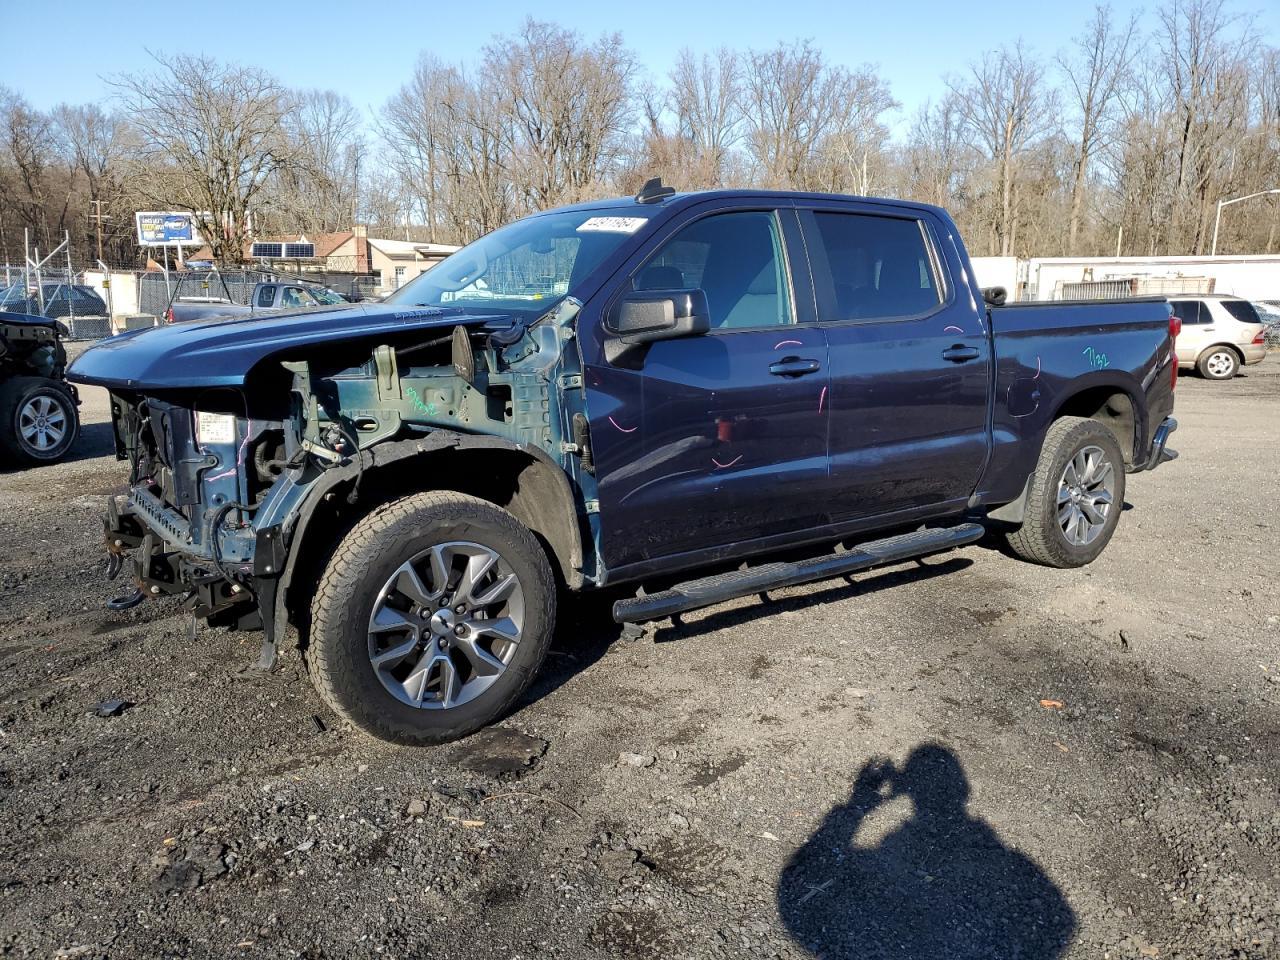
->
[1170,295,1267,380]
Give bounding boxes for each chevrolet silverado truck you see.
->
[68,182,1179,745]
[165,281,350,323]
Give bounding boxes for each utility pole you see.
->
[88,199,108,263]
[1212,189,1280,255]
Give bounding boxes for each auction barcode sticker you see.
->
[577,216,647,233]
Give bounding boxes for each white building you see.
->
[973,254,1280,302]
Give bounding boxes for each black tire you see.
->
[0,376,79,466]
[306,492,555,745]
[1006,416,1126,568]
[1196,346,1239,380]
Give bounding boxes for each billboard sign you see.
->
[135,211,203,246]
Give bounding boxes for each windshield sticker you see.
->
[577,216,647,234]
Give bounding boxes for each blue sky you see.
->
[3,0,1277,134]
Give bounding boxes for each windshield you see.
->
[384,207,655,319]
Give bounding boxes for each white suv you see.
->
[1170,295,1267,380]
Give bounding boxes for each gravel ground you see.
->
[1,353,1277,960]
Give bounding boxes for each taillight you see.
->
[1169,308,1180,390]
[1254,330,1265,345]
[165,307,174,323]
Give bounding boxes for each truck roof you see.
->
[546,189,952,222]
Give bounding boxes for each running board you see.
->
[612,523,985,624]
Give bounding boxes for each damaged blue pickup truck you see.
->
[69,182,1179,744]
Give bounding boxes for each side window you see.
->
[809,212,942,321]
[257,286,276,308]
[633,211,793,329]
[1171,301,1204,325]
[281,287,313,307]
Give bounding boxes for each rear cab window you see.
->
[802,210,943,321]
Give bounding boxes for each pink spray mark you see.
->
[204,416,253,482]
[773,339,803,349]
[944,325,964,334]
[817,385,828,413]
[1033,355,1042,377]
[711,455,743,469]
[607,415,637,434]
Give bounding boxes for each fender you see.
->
[267,428,589,643]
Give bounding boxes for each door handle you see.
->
[942,345,981,363]
[769,357,822,377]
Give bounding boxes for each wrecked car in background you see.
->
[68,181,1179,745]
[1,311,80,465]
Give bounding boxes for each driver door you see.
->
[585,205,831,574]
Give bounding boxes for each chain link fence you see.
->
[1,262,114,339]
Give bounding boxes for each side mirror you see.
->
[604,289,711,366]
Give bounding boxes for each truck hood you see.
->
[68,303,505,390]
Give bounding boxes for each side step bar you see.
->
[612,523,985,624]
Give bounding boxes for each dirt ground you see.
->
[1,353,1278,960]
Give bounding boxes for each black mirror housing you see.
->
[604,289,710,366]
[608,289,710,342]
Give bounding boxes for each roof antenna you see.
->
[635,177,676,204]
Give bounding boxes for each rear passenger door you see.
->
[588,204,830,570]
[1170,300,1207,363]
[799,205,990,524]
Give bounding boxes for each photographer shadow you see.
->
[778,744,1076,960]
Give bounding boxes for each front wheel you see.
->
[1197,347,1239,380]
[307,492,555,745]
[1006,416,1126,568]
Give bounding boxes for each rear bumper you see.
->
[1242,343,1267,365]
[1140,416,1178,471]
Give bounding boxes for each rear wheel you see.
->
[307,492,555,745]
[0,376,79,465]
[1197,347,1239,380]
[1006,416,1126,568]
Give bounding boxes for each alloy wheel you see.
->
[366,541,524,710]
[1057,445,1116,546]
[18,394,68,453]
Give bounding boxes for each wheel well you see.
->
[1198,343,1243,363]
[1054,387,1137,466]
[280,444,586,642]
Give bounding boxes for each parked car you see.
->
[1168,295,1267,379]
[0,284,107,320]
[165,282,351,323]
[69,184,1179,745]
[1254,300,1280,348]
[0,310,80,465]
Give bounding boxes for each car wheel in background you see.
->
[0,376,80,466]
[1197,347,1239,380]
[1006,416,1126,569]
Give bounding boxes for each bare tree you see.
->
[1058,5,1138,254]
[1159,0,1256,252]
[111,52,291,264]
[950,43,1058,256]
[668,48,742,187]
[485,20,637,210]
[742,40,896,191]
[270,89,365,234]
